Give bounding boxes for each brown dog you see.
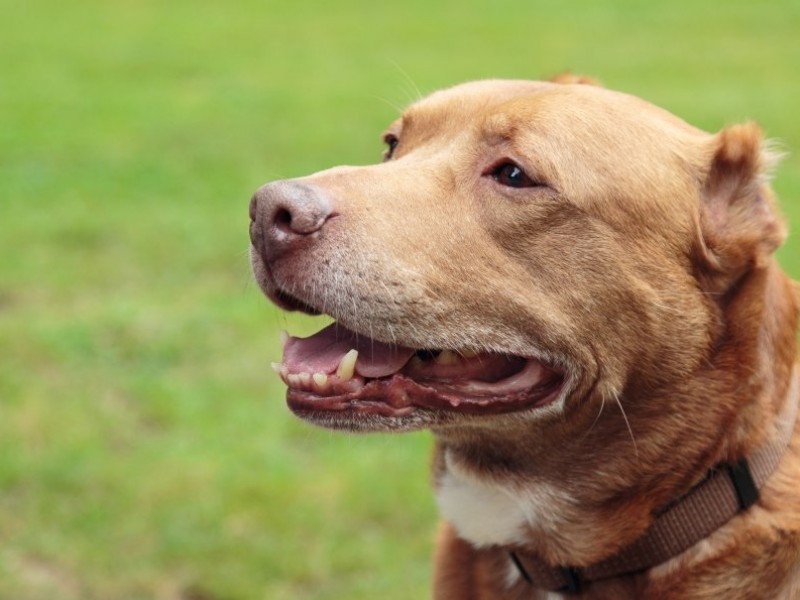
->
[249,77,800,599]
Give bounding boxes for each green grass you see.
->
[1,0,798,598]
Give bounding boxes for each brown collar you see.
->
[509,378,800,595]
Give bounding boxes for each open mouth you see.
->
[272,322,565,418]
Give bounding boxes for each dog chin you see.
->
[288,409,440,433]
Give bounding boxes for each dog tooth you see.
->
[279,330,290,348]
[336,349,359,381]
[298,372,311,387]
[436,350,459,365]
[312,372,328,388]
[272,363,290,387]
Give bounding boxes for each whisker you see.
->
[371,94,405,114]
[611,390,638,457]
[583,396,606,440]
[388,59,423,102]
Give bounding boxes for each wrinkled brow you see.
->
[480,113,519,146]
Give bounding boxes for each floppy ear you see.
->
[548,72,602,86]
[694,122,786,292]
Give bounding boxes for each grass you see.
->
[0,0,798,598]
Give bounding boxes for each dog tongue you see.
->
[283,323,416,378]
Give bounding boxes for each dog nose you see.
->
[249,181,334,261]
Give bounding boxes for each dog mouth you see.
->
[273,321,565,419]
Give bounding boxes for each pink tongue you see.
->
[283,323,416,378]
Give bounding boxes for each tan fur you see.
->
[249,78,799,598]
[547,72,602,86]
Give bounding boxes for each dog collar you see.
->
[508,372,800,594]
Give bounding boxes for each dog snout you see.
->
[249,181,334,261]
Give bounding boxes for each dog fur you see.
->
[249,77,800,599]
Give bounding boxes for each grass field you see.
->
[1,1,798,598]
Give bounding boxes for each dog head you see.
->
[249,79,787,440]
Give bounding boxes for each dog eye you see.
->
[383,134,399,161]
[491,162,538,188]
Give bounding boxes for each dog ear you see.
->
[694,122,786,292]
[548,72,602,86]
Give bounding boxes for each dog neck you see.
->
[508,370,799,593]
[434,262,800,573]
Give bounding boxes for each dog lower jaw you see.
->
[286,406,448,433]
[285,371,566,432]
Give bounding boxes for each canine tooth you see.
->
[298,372,311,387]
[278,366,290,385]
[336,349,359,381]
[436,350,459,365]
[279,330,290,348]
[312,372,328,388]
[271,362,283,375]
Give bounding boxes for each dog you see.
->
[248,75,800,599]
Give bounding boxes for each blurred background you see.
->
[1,0,798,598]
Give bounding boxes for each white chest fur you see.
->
[435,450,572,549]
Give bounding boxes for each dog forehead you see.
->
[412,79,551,111]
[493,86,704,145]
[399,80,551,137]
[401,80,703,151]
